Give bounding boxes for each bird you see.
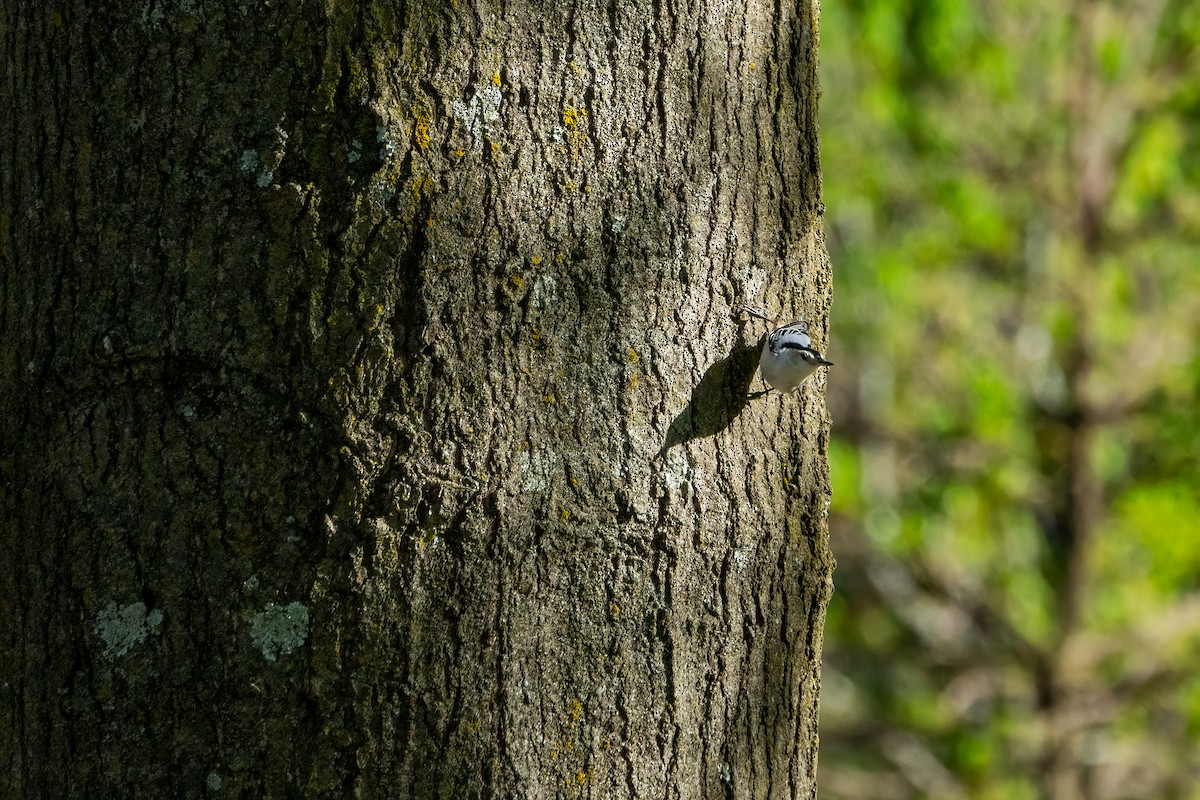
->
[743,306,832,393]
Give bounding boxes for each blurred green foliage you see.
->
[818,0,1200,798]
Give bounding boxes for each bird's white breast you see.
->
[759,341,818,393]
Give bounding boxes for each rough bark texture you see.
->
[1,1,833,797]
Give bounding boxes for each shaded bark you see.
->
[1,1,833,797]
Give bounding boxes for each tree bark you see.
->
[1,1,833,797]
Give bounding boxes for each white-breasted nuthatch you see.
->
[744,306,832,393]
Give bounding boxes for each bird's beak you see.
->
[819,358,833,367]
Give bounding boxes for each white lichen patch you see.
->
[733,545,754,571]
[376,124,397,159]
[531,273,558,310]
[451,82,503,145]
[95,601,164,660]
[518,449,559,493]
[238,149,260,172]
[244,601,310,662]
[660,450,698,495]
[478,83,503,121]
[240,124,289,189]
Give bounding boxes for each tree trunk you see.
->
[1,1,833,797]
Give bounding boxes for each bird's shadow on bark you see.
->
[658,342,761,456]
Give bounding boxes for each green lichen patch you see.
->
[245,601,310,662]
[95,601,164,660]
